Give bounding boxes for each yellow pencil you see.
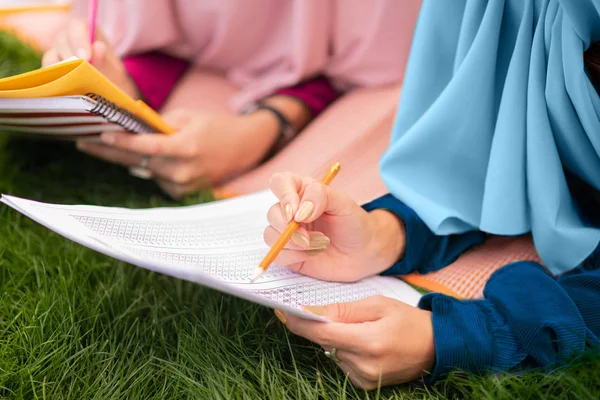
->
[250,162,341,282]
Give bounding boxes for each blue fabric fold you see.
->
[419,259,600,382]
[380,0,600,275]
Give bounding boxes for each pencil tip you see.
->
[250,267,264,282]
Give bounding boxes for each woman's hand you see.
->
[274,296,435,389]
[76,109,281,199]
[42,19,139,99]
[264,173,407,282]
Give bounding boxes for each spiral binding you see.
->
[85,93,153,133]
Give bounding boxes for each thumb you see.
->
[90,41,108,66]
[42,48,60,67]
[303,296,390,323]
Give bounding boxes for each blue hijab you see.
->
[381,0,600,275]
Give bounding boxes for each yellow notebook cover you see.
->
[0,58,174,134]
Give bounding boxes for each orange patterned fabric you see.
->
[401,235,542,299]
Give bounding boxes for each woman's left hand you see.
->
[76,108,280,199]
[275,296,436,389]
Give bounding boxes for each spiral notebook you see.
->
[0,58,174,139]
[0,94,156,140]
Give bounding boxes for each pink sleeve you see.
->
[275,76,342,118]
[122,52,190,110]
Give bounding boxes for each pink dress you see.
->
[70,0,422,112]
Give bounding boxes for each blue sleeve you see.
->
[418,252,600,382]
[362,194,486,275]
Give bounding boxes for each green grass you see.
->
[0,30,42,78]
[1,30,600,400]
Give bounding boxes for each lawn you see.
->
[1,30,599,400]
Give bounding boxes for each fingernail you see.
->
[290,232,310,248]
[76,141,87,150]
[284,204,293,222]
[274,309,287,324]
[76,48,88,59]
[295,201,315,223]
[307,247,328,255]
[100,132,116,145]
[309,233,330,249]
[302,305,326,316]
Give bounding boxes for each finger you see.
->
[41,48,60,67]
[263,225,311,251]
[66,19,92,59]
[261,245,329,272]
[99,132,190,157]
[277,313,383,390]
[337,361,373,390]
[281,312,365,350]
[334,361,355,382]
[320,352,374,390]
[269,172,305,222]
[55,31,74,61]
[295,181,357,224]
[334,356,380,390]
[146,157,201,185]
[302,296,392,324]
[79,139,200,185]
[266,203,293,233]
[273,253,310,269]
[155,178,203,200]
[264,225,330,255]
[76,141,141,167]
[322,346,352,364]
[265,204,311,237]
[90,41,108,66]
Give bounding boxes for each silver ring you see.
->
[139,155,150,169]
[324,348,341,363]
[128,156,153,179]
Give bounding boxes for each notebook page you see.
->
[1,191,422,320]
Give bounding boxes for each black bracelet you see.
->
[241,102,297,161]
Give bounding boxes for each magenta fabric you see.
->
[124,51,341,115]
[122,52,189,110]
[71,0,421,112]
[275,76,341,117]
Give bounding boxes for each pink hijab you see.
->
[71,0,421,110]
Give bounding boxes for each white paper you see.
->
[1,191,422,321]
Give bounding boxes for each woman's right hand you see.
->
[264,173,407,282]
[41,19,139,99]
